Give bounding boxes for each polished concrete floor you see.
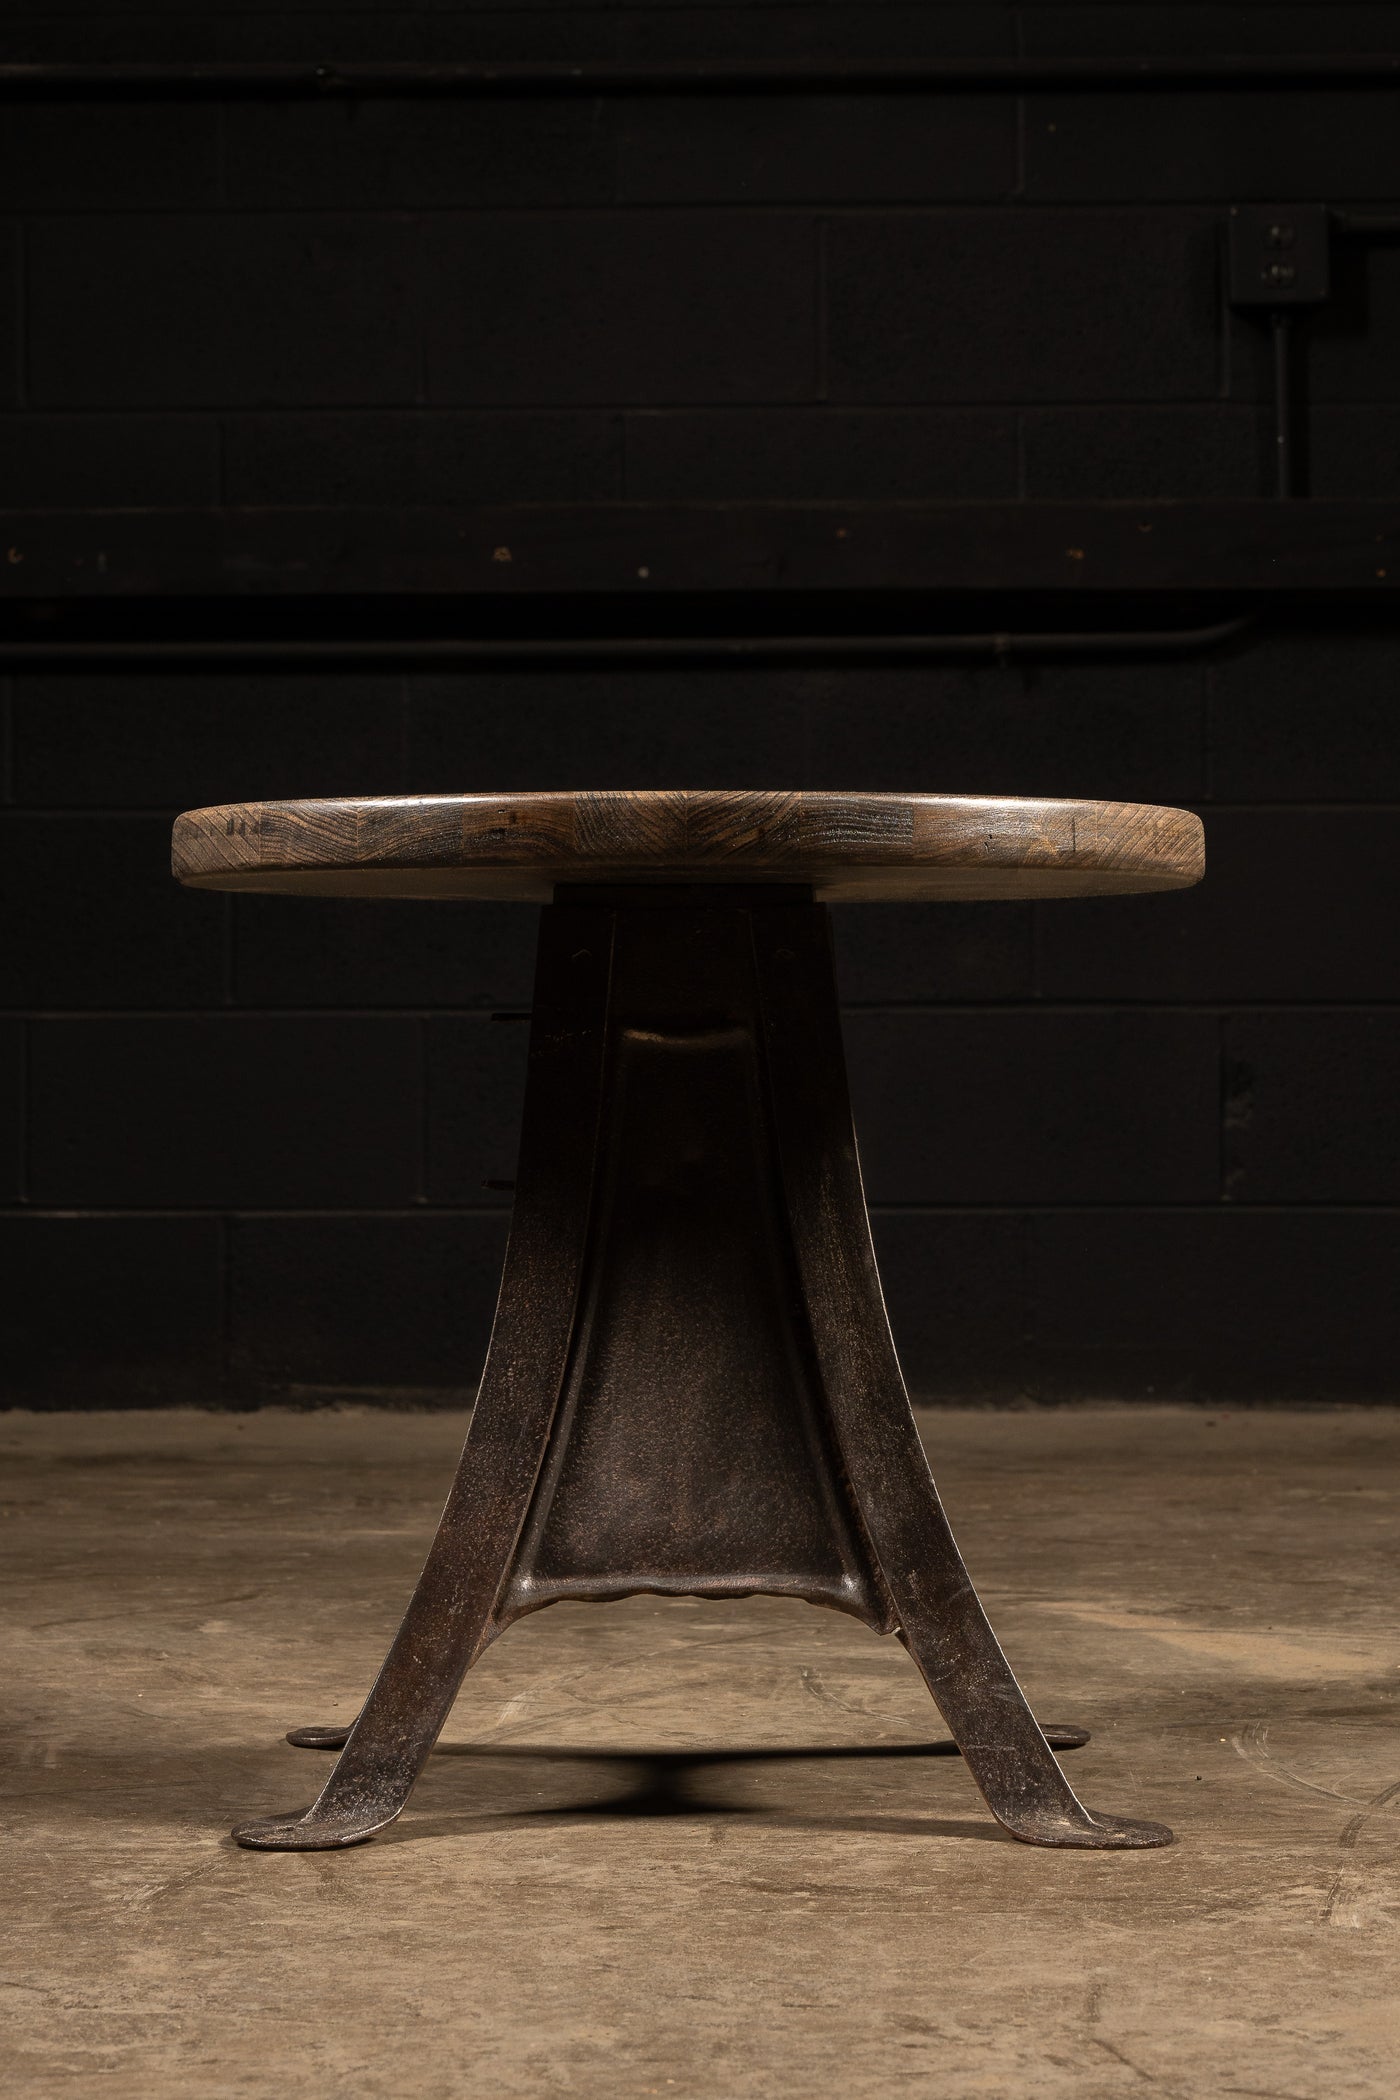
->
[2,1404,1398,2098]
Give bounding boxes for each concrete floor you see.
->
[2,1406,1398,2099]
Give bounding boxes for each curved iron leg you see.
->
[233,1464,516,1850]
[753,906,1172,1850]
[232,911,615,1851]
[891,1543,1171,1849]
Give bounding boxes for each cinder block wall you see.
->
[3,3,1399,1405]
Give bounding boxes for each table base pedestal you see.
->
[233,890,1171,1853]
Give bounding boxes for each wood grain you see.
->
[172,790,1204,903]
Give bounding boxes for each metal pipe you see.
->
[1271,313,1294,500]
[0,616,1258,669]
[1331,210,1400,235]
[0,57,1397,99]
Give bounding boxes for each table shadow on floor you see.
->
[364,1742,1028,1846]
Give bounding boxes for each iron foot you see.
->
[999,1805,1173,1850]
[232,1806,396,1851]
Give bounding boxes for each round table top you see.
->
[172,790,1204,903]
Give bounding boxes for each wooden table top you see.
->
[172,790,1204,903]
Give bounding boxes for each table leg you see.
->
[231,909,615,1850]
[754,905,1172,1849]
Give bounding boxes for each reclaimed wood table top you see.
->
[172,789,1204,902]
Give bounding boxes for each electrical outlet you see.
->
[1228,204,1330,306]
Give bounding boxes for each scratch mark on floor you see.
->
[1319,1774,1400,1926]
[1232,1721,1400,1813]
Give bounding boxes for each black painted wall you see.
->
[3,3,1400,1406]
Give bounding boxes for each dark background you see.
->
[3,2,1400,1408]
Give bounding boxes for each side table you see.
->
[173,789,1203,1852]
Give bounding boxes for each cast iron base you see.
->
[233,890,1172,1853]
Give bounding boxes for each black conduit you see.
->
[0,58,1398,99]
[1271,315,1294,501]
[0,617,1259,670]
[1332,211,1400,235]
